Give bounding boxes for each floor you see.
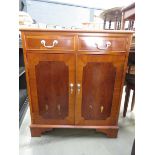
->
[19,88,135,155]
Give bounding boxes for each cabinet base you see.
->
[30,124,118,138]
[30,127,53,137]
[96,128,118,138]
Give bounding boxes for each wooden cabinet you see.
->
[21,29,133,138]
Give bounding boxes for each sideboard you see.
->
[20,29,133,138]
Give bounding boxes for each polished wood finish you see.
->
[20,28,133,33]
[81,62,116,120]
[75,54,126,126]
[21,29,133,138]
[78,36,127,51]
[30,127,53,137]
[26,53,75,125]
[35,61,69,119]
[96,127,118,138]
[25,32,75,51]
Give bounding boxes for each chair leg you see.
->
[123,86,130,117]
[131,90,135,111]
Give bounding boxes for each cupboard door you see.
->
[26,53,75,125]
[75,54,126,126]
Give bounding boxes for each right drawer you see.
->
[78,36,128,52]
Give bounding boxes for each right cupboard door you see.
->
[75,53,126,126]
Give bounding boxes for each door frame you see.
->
[75,53,126,126]
[26,52,76,125]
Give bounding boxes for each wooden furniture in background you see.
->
[19,38,28,127]
[121,3,135,30]
[20,29,133,138]
[121,3,135,117]
[99,7,122,30]
[123,48,135,117]
[123,73,135,117]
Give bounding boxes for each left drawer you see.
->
[24,33,75,51]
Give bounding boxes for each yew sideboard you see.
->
[20,29,133,138]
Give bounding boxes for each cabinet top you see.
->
[19,28,133,34]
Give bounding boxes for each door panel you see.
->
[27,53,75,125]
[82,62,116,120]
[75,54,126,126]
[35,61,69,119]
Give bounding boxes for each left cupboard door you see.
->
[26,53,75,125]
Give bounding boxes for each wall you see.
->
[26,0,101,27]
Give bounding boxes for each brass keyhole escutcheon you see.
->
[45,104,48,111]
[100,106,104,113]
[89,105,93,109]
[57,104,61,114]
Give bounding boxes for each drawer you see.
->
[78,36,127,51]
[25,33,75,51]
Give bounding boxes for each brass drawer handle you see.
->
[41,39,58,48]
[95,41,111,50]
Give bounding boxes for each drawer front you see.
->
[25,33,75,51]
[78,36,127,51]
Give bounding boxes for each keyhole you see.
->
[89,105,93,109]
[57,104,61,114]
[45,104,48,111]
[100,106,104,113]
